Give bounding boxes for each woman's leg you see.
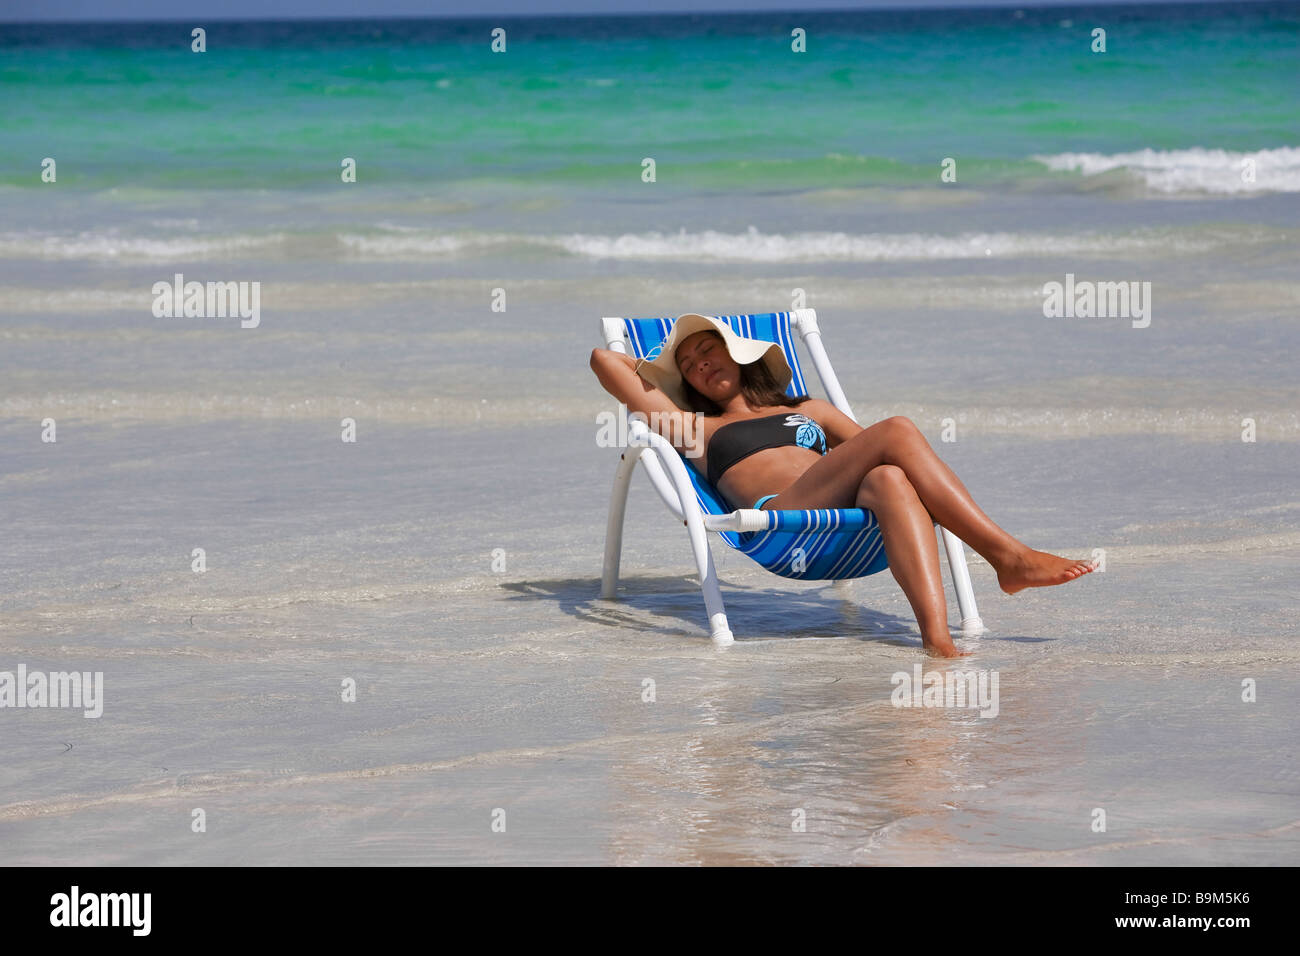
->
[866,417,1096,592]
[857,465,968,657]
[764,416,1095,594]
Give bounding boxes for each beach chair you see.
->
[597,308,984,645]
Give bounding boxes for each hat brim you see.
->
[633,314,793,410]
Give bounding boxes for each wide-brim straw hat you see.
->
[633,314,793,410]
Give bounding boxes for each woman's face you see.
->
[675,330,737,399]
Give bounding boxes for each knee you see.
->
[860,463,910,495]
[883,415,923,440]
[858,464,920,511]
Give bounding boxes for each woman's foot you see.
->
[922,634,972,658]
[996,548,1098,595]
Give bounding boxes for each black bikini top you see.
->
[705,412,829,486]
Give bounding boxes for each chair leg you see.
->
[600,449,641,600]
[693,538,735,645]
[939,525,985,634]
[681,496,734,644]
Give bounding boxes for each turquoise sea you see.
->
[2,4,1298,191]
[1,3,1298,866]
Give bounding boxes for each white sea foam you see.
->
[336,232,511,256]
[1033,146,1300,195]
[547,226,1214,262]
[0,221,1274,264]
[0,231,286,261]
[337,224,1251,263]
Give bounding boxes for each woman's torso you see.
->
[693,406,829,507]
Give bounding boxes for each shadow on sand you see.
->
[497,574,943,650]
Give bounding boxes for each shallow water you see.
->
[2,420,1296,863]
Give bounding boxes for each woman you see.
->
[590,314,1096,658]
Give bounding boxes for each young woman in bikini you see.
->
[590,317,1095,658]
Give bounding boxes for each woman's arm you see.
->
[589,348,695,440]
[591,348,637,375]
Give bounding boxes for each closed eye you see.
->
[680,341,713,375]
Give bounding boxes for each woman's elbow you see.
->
[590,349,616,393]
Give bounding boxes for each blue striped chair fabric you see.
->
[621,312,889,581]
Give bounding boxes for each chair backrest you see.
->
[616,312,815,537]
[620,312,811,401]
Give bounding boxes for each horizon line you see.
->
[0,0,1276,28]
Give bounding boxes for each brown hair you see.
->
[679,331,811,415]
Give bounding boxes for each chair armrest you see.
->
[701,507,878,534]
